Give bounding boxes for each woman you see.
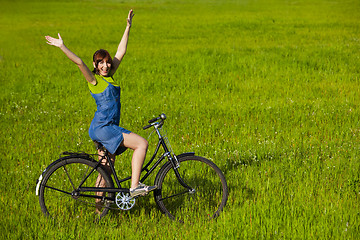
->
[45,9,156,199]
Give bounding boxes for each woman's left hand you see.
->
[127,9,134,27]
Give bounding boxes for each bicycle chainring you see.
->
[115,192,136,210]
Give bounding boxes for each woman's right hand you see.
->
[45,33,64,48]
[44,32,96,85]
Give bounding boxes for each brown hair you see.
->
[92,49,113,74]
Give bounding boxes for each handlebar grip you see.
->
[148,113,166,123]
[143,124,152,130]
[145,114,167,129]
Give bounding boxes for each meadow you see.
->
[1,0,360,238]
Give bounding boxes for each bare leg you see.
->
[95,148,115,213]
[121,132,148,189]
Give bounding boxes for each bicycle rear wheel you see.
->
[38,157,114,220]
[154,155,228,222]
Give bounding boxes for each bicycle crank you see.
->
[115,192,136,210]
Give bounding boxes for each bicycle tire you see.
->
[154,155,228,222]
[38,157,114,220]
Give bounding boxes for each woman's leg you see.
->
[121,132,149,189]
[95,148,115,213]
[96,148,116,187]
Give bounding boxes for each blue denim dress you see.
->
[88,76,131,155]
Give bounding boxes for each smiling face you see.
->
[92,49,113,77]
[96,60,111,76]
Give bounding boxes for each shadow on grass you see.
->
[217,152,284,204]
[99,173,228,224]
[220,150,284,174]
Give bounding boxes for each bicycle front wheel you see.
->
[154,155,228,222]
[38,157,114,220]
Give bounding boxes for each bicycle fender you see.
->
[35,173,43,196]
[35,157,65,196]
[35,155,97,196]
[176,152,195,159]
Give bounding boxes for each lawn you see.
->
[0,0,359,239]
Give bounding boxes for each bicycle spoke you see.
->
[62,165,77,191]
[43,184,72,195]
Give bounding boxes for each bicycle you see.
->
[36,114,228,222]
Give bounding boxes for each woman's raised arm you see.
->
[45,33,96,85]
[110,9,135,76]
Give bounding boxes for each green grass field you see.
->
[1,0,360,238]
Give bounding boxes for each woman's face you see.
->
[96,60,111,76]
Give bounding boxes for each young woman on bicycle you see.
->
[45,9,156,200]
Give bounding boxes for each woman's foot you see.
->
[130,182,157,197]
[95,200,103,215]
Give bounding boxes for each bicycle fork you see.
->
[155,125,195,192]
[164,151,194,192]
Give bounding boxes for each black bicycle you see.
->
[36,114,228,222]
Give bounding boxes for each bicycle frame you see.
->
[77,121,194,199]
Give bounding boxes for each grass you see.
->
[1,0,360,239]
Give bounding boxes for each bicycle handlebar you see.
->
[143,113,167,130]
[148,113,167,123]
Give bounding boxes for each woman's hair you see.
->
[92,49,113,74]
